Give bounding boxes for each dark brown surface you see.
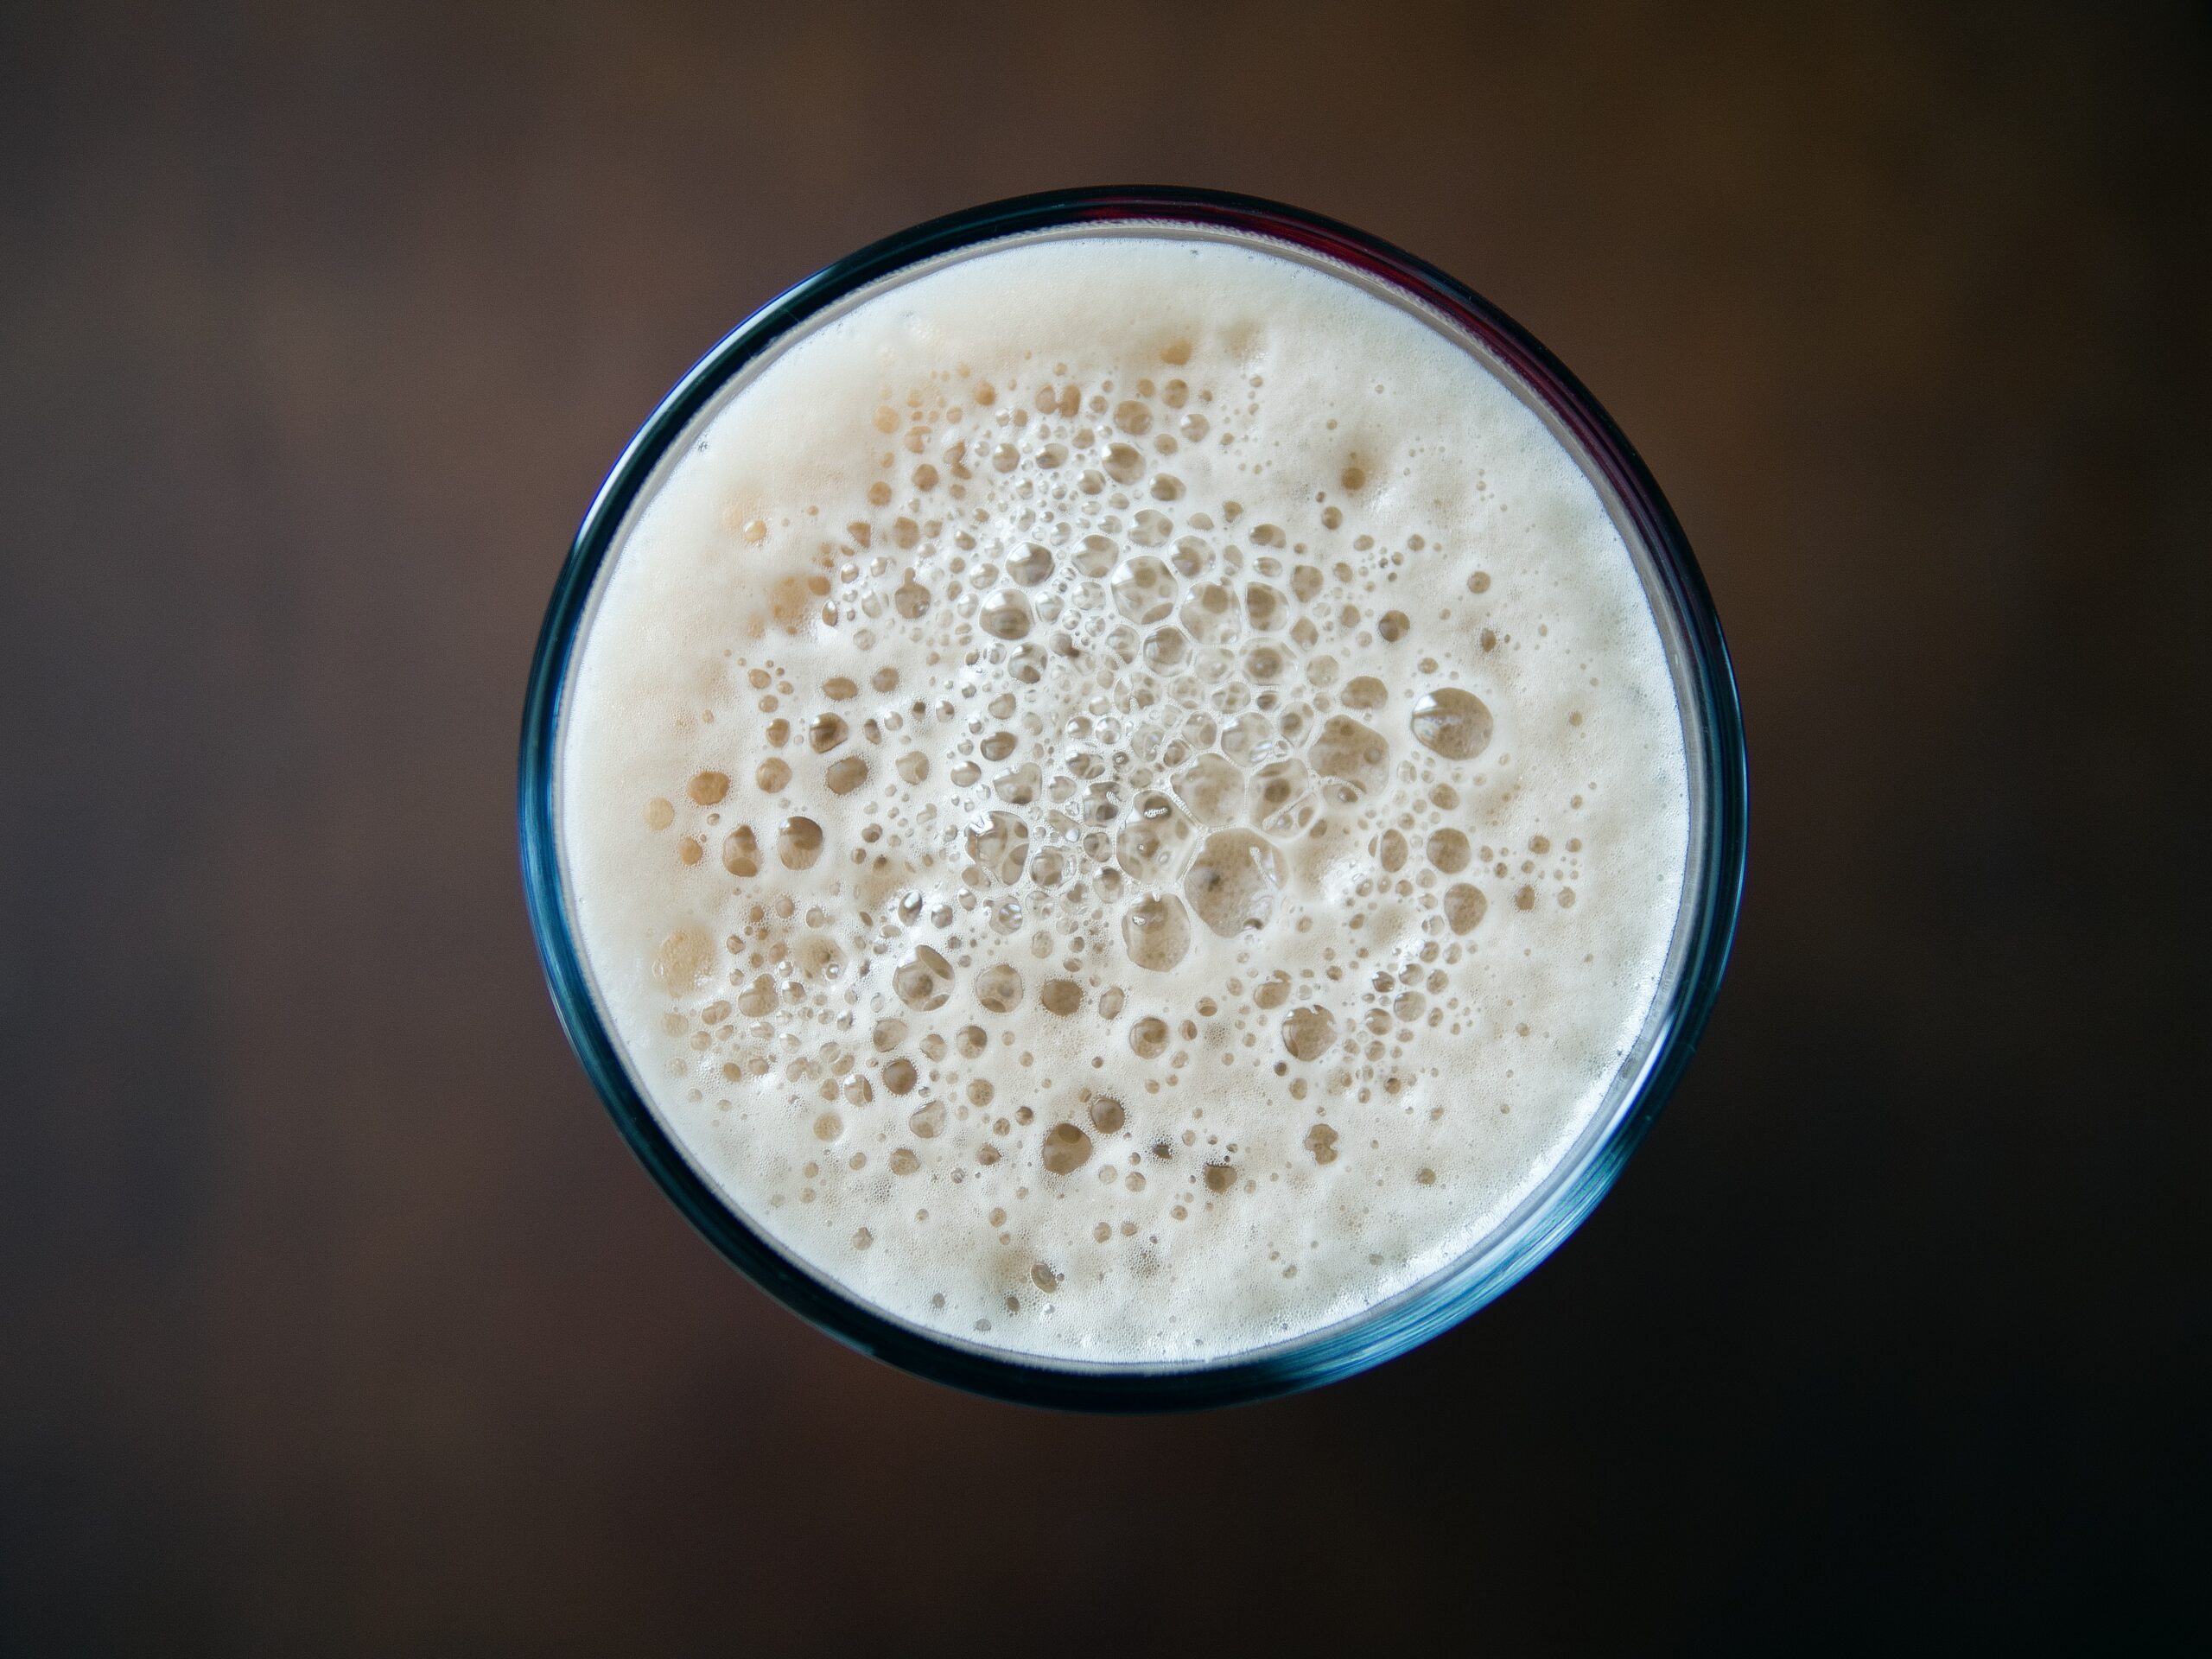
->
[3,3,2205,1651]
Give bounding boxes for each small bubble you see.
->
[976,963,1025,1013]
[1040,1122,1093,1174]
[1410,688,1494,760]
[1282,1005,1337,1061]
[1121,893,1193,972]
[894,947,954,1011]
[1426,828,1471,874]
[1444,885,1489,933]
[777,817,823,869]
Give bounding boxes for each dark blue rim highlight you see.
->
[519,186,1748,1412]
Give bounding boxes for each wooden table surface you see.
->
[3,4,2204,1649]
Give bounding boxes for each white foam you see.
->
[558,232,1691,1363]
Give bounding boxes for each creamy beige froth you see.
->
[558,232,1690,1363]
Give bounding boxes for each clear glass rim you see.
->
[518,186,1749,1412]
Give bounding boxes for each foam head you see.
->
[558,231,1691,1363]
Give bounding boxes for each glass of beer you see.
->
[520,188,1746,1408]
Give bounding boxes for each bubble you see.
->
[1426,828,1471,874]
[1039,978,1084,1015]
[896,752,928,784]
[1249,759,1313,834]
[980,589,1033,640]
[1243,583,1287,632]
[1032,1262,1063,1293]
[652,930,715,994]
[645,797,675,831]
[888,1147,919,1175]
[893,578,931,619]
[1113,399,1152,435]
[1143,626,1188,669]
[1073,533,1117,577]
[1342,677,1387,711]
[894,946,955,1010]
[809,713,849,753]
[687,771,729,805]
[1178,581,1239,644]
[1132,508,1174,544]
[777,817,823,869]
[1410,688,1494,760]
[966,810,1031,883]
[1242,643,1287,684]
[1008,543,1055,586]
[882,1058,918,1094]
[825,755,869,795]
[1116,791,1191,881]
[1183,830,1287,938]
[823,677,858,702]
[1443,885,1488,933]
[756,758,792,792]
[1377,829,1407,873]
[1103,442,1146,484]
[1121,893,1193,972]
[1254,970,1293,1009]
[1129,1016,1171,1058]
[1111,555,1177,624]
[1089,1096,1126,1133]
[1281,1005,1337,1061]
[976,963,1025,1013]
[1203,1162,1237,1193]
[1514,885,1536,912]
[1308,715,1391,798]
[1378,610,1410,642]
[1303,1122,1340,1163]
[1040,1122,1094,1174]
[1173,753,1246,826]
[721,826,760,876]
[813,1111,843,1141]
[909,1100,947,1137]
[1219,712,1273,763]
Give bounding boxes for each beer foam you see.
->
[558,232,1690,1363]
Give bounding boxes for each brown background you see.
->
[3,3,2205,1651]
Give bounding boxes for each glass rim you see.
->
[519,185,1748,1412]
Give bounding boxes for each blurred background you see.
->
[3,3,2204,1650]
